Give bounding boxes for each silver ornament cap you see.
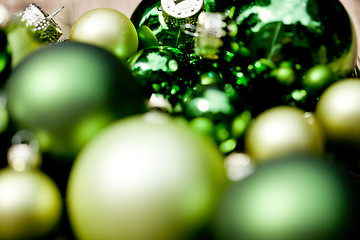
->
[161,0,204,29]
[19,3,63,43]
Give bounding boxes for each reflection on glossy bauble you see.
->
[128,46,197,110]
[5,41,146,158]
[67,112,227,240]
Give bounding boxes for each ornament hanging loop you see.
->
[7,130,41,172]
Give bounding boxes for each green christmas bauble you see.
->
[67,112,227,240]
[315,78,360,151]
[0,167,63,240]
[196,0,357,113]
[69,8,139,61]
[182,79,251,154]
[5,41,146,158]
[128,46,197,109]
[245,106,324,162]
[215,155,360,240]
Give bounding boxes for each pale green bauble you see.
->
[70,8,138,61]
[316,79,360,151]
[5,41,146,158]
[0,168,63,240]
[67,112,227,240]
[245,106,324,162]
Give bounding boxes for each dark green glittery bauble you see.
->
[5,41,146,158]
[128,46,197,111]
[200,0,357,114]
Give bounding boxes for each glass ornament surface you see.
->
[180,72,251,154]
[194,0,358,114]
[131,0,205,53]
[128,46,197,111]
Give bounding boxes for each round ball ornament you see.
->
[195,0,357,112]
[315,79,360,151]
[69,8,138,61]
[5,41,146,158]
[245,106,324,162]
[215,155,360,240]
[67,112,227,240]
[128,46,197,110]
[0,137,63,240]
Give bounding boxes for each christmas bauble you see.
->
[215,155,360,240]
[69,8,138,61]
[315,78,360,151]
[128,46,197,109]
[182,78,251,154]
[245,106,324,162]
[0,167,63,239]
[5,41,146,158]
[67,112,227,240]
[195,0,357,113]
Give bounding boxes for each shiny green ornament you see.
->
[215,155,360,240]
[67,112,227,240]
[5,41,146,158]
[128,46,197,111]
[182,75,251,154]
[194,0,357,113]
[131,0,205,53]
[0,30,11,84]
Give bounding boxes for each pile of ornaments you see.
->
[0,0,360,239]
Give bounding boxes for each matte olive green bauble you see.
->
[67,112,227,240]
[316,79,360,150]
[0,168,63,240]
[245,106,324,162]
[215,155,360,240]
[69,8,138,61]
[5,41,146,158]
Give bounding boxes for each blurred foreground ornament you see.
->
[67,111,227,240]
[190,0,357,114]
[0,130,63,239]
[215,155,360,240]
[5,41,146,158]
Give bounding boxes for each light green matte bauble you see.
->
[67,112,227,240]
[316,79,360,150]
[245,106,324,162]
[69,8,138,61]
[5,41,146,158]
[0,168,63,239]
[215,155,360,240]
